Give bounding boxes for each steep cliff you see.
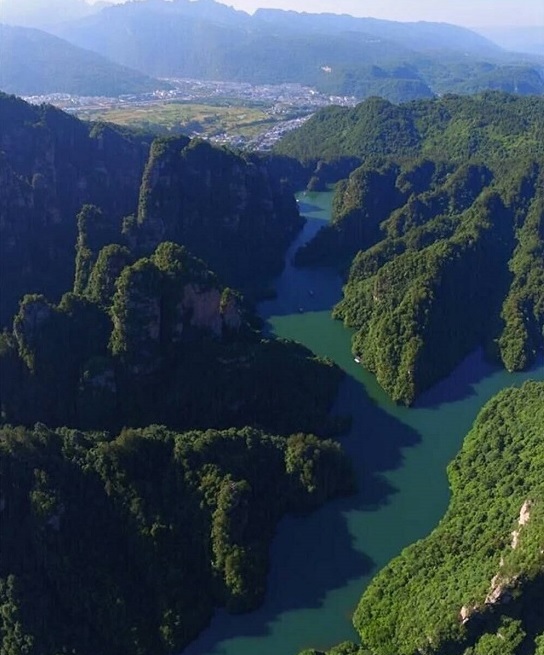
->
[1,238,343,437]
[0,93,150,325]
[295,153,543,405]
[132,137,303,289]
[0,96,304,325]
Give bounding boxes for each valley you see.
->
[0,2,543,653]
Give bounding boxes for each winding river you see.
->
[184,191,544,655]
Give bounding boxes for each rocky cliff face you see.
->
[1,97,304,325]
[0,94,150,325]
[133,137,303,289]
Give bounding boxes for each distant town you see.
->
[23,78,358,150]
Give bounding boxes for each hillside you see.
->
[282,93,544,404]
[299,383,544,655]
[46,0,544,102]
[0,25,170,96]
[0,92,351,655]
[275,93,544,162]
[0,93,300,326]
[354,381,544,655]
[0,424,353,655]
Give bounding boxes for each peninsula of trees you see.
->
[300,382,544,655]
[277,93,544,403]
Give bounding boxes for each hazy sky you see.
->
[90,0,544,28]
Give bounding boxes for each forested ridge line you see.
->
[285,93,544,404]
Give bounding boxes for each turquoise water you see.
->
[184,191,544,655]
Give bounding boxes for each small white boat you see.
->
[354,357,361,363]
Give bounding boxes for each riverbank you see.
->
[183,191,544,655]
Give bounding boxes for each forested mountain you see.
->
[355,382,544,655]
[44,0,544,102]
[275,93,544,162]
[277,93,544,404]
[0,93,299,326]
[0,25,170,96]
[0,93,330,434]
[0,93,352,654]
[299,382,544,655]
[253,8,500,54]
[0,424,353,655]
[0,94,150,326]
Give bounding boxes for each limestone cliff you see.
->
[0,93,150,325]
[132,137,303,289]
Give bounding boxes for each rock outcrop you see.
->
[133,137,303,289]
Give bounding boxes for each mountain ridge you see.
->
[0,24,171,96]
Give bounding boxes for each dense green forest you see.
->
[0,93,300,326]
[0,235,343,436]
[0,94,351,654]
[298,382,544,655]
[279,93,544,403]
[355,381,544,655]
[0,423,353,655]
[275,93,544,162]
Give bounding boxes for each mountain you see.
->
[0,25,171,96]
[0,92,351,655]
[253,9,501,56]
[276,93,544,404]
[0,424,352,655]
[45,0,544,102]
[275,92,544,163]
[49,4,414,86]
[0,93,301,326]
[307,382,544,655]
[353,381,544,655]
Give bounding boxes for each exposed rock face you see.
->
[221,292,242,332]
[12,295,54,369]
[110,247,243,375]
[1,96,304,326]
[181,285,223,336]
[459,604,478,625]
[485,573,515,606]
[511,499,533,549]
[462,500,536,618]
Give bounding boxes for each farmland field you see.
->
[78,101,284,141]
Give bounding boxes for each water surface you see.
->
[185,191,544,655]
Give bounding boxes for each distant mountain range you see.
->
[1,0,543,101]
[0,25,171,96]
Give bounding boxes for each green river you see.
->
[185,191,544,655]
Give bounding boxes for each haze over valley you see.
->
[0,3,543,655]
[1,0,543,146]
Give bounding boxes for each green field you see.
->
[78,101,282,140]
